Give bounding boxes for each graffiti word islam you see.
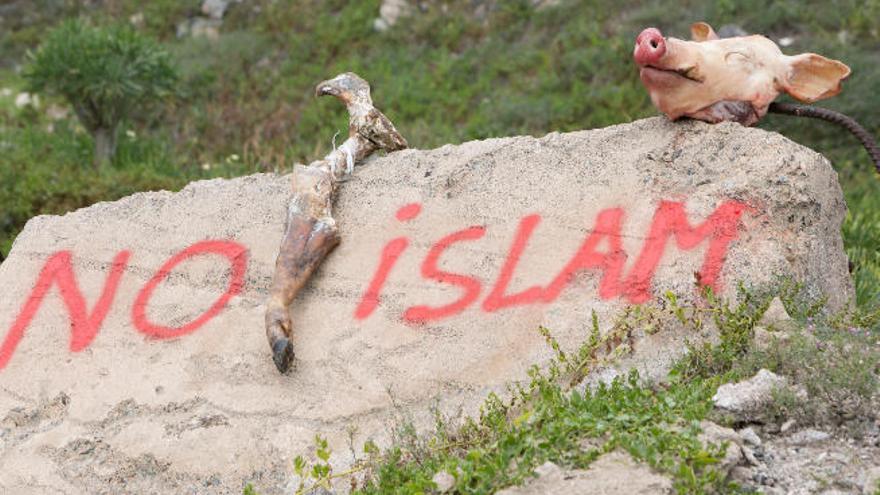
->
[0,199,748,369]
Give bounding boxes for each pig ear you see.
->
[783,53,851,102]
[690,22,719,41]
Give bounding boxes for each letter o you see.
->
[132,240,248,339]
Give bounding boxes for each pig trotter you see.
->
[768,102,880,177]
[265,209,341,373]
[264,72,407,373]
[272,338,295,373]
[266,305,294,372]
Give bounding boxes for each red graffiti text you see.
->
[0,240,248,370]
[355,200,749,323]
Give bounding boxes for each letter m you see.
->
[623,200,749,303]
[0,251,130,370]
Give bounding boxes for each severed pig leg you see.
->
[265,73,407,373]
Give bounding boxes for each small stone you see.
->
[14,92,38,109]
[699,421,744,473]
[190,18,222,39]
[758,297,797,332]
[431,470,455,492]
[373,18,390,32]
[738,427,762,447]
[780,419,796,433]
[753,471,775,485]
[713,369,787,420]
[742,446,761,466]
[787,428,830,445]
[202,0,232,19]
[129,12,144,27]
[374,0,410,31]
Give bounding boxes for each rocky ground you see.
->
[493,416,880,495]
[488,301,880,495]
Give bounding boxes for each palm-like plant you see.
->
[24,20,177,168]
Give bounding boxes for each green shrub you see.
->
[23,19,177,167]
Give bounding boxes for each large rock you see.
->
[0,117,852,493]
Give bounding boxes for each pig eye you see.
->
[725,51,748,61]
[724,51,755,69]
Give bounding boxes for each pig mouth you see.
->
[640,65,704,84]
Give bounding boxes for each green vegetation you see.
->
[24,19,177,167]
[244,288,877,494]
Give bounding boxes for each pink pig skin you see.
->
[634,22,851,126]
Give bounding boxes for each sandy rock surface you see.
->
[494,454,672,495]
[0,117,852,493]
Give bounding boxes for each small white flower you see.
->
[227,153,240,162]
[201,162,212,171]
[14,92,39,108]
[126,130,137,139]
[778,36,794,47]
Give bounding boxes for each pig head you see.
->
[634,22,850,125]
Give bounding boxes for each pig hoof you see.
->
[272,338,295,374]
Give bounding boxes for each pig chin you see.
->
[639,68,700,119]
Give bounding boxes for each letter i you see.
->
[353,203,421,320]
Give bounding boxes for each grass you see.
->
[246,287,878,494]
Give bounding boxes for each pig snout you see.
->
[634,28,666,66]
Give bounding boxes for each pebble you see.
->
[788,429,831,445]
[431,470,455,492]
[739,427,762,447]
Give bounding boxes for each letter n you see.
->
[0,250,131,370]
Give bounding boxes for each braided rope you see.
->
[768,102,880,176]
